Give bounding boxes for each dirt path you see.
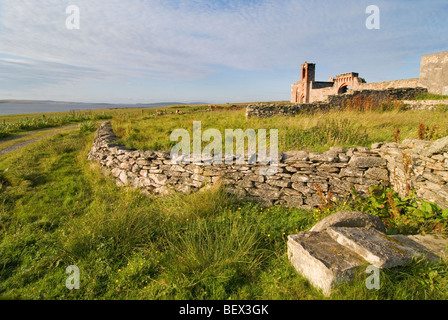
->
[0,124,79,156]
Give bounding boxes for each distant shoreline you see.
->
[0,100,208,116]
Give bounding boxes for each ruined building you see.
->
[291,51,448,104]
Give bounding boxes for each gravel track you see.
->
[0,124,78,156]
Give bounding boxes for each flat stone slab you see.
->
[288,232,366,296]
[391,234,448,262]
[326,227,414,268]
[288,211,448,296]
[310,211,386,233]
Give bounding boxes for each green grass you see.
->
[0,118,447,300]
[112,108,448,153]
[414,93,448,101]
[0,111,113,139]
[0,108,124,123]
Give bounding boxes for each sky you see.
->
[0,0,447,104]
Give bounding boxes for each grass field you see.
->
[111,106,448,153]
[0,110,114,140]
[0,104,448,300]
[414,93,448,100]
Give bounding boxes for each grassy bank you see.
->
[0,111,113,140]
[414,93,448,100]
[0,115,447,300]
[111,108,448,153]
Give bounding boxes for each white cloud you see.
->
[0,0,360,80]
[0,0,447,102]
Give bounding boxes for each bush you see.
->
[78,121,96,133]
[349,186,448,234]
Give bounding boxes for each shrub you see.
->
[350,186,448,234]
[78,121,96,133]
[418,123,440,141]
[393,128,401,143]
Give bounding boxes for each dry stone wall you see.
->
[378,138,448,209]
[246,87,428,119]
[245,102,330,119]
[88,122,389,210]
[88,122,448,211]
[402,100,448,111]
[326,87,428,106]
[358,78,420,91]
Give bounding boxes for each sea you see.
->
[0,101,194,116]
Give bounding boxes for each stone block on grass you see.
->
[391,234,448,262]
[288,232,366,296]
[310,211,386,233]
[325,227,414,268]
[288,211,448,296]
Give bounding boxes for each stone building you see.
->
[291,62,367,103]
[419,51,448,96]
[291,51,448,104]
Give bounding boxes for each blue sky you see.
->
[0,0,447,104]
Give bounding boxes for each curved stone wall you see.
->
[88,122,448,210]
